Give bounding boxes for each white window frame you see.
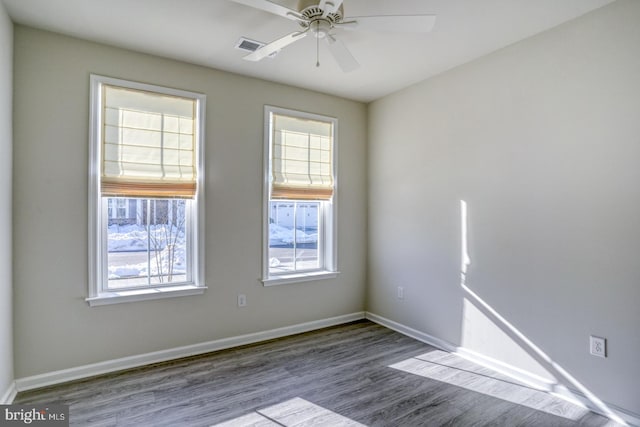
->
[262,106,339,286]
[87,75,206,306]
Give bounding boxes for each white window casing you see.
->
[262,105,339,286]
[88,75,206,306]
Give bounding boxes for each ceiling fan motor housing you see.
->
[297,0,345,34]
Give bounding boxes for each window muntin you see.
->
[89,75,205,303]
[264,107,337,282]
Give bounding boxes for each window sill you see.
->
[86,285,207,306]
[262,271,339,287]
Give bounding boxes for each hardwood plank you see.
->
[257,397,365,426]
[212,412,279,427]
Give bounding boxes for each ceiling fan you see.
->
[230,0,436,72]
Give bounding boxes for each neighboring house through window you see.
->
[263,106,338,285]
[88,75,206,305]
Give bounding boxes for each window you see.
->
[88,75,206,305]
[107,198,130,221]
[263,106,338,285]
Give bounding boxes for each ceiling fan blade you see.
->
[229,0,305,22]
[334,20,358,31]
[243,30,309,61]
[322,0,344,18]
[344,14,436,33]
[326,35,359,73]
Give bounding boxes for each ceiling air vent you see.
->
[236,37,262,52]
[235,37,279,58]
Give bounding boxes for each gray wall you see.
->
[12,26,367,378]
[0,0,13,402]
[368,0,640,416]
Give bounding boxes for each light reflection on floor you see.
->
[212,397,366,427]
[390,349,621,426]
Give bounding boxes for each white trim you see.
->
[364,312,455,353]
[262,105,338,283]
[88,74,206,304]
[1,381,17,404]
[262,271,339,286]
[365,312,639,427]
[87,74,101,298]
[554,387,640,427]
[85,285,207,307]
[262,106,270,279]
[15,312,365,392]
[455,347,556,391]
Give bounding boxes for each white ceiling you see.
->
[2,0,614,102]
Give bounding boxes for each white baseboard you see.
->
[607,405,640,427]
[365,312,639,427]
[455,347,556,391]
[364,312,456,353]
[452,349,640,426]
[1,380,17,404]
[555,386,640,427]
[15,312,365,392]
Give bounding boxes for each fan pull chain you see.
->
[316,21,320,67]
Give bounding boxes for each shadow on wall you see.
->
[458,200,627,426]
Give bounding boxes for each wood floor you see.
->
[14,320,620,426]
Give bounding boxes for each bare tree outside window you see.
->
[146,199,187,283]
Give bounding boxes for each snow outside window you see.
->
[87,75,206,306]
[263,106,338,285]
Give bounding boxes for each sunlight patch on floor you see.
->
[212,397,366,427]
[212,412,280,427]
[390,349,595,422]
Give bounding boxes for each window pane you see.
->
[295,202,319,271]
[268,201,319,274]
[107,198,188,289]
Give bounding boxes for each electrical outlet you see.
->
[237,294,247,307]
[590,336,606,358]
[397,286,404,300]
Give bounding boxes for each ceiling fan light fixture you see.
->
[311,20,332,38]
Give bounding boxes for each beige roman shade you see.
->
[271,114,334,200]
[101,85,197,198]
